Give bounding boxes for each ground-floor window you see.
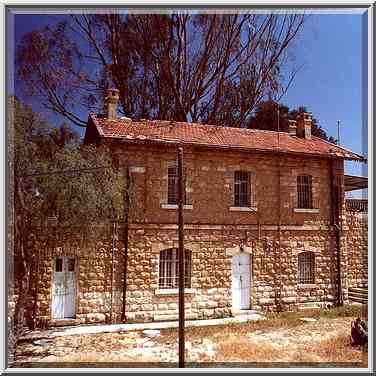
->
[298,251,315,284]
[159,248,191,288]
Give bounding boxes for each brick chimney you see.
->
[288,119,297,136]
[297,112,312,140]
[105,88,119,119]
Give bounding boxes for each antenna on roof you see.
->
[337,120,341,146]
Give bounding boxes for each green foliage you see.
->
[248,100,336,142]
[13,97,124,235]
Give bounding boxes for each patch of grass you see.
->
[215,335,284,362]
[213,332,367,365]
[158,304,367,342]
[265,304,367,321]
[157,317,304,351]
[293,335,367,366]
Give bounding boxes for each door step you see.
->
[232,309,259,317]
[50,318,81,327]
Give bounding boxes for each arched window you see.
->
[298,252,315,284]
[159,248,192,289]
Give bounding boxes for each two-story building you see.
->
[31,89,367,326]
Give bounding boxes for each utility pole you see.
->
[337,120,340,146]
[177,146,185,368]
[121,166,130,322]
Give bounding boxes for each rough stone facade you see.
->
[345,212,368,288]
[23,144,367,326]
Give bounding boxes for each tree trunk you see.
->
[12,211,33,360]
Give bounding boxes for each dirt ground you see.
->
[13,315,367,368]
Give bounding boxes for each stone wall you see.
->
[21,145,367,327]
[29,222,345,326]
[111,144,336,227]
[345,212,368,288]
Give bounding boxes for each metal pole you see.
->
[177,146,185,368]
[121,166,130,322]
[337,120,340,146]
[110,219,116,323]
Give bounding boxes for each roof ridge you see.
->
[109,116,289,136]
[88,113,365,161]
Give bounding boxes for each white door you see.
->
[232,253,250,310]
[52,256,76,319]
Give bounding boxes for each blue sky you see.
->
[280,12,367,196]
[9,9,368,197]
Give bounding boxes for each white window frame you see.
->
[158,248,192,289]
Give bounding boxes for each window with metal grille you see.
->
[298,252,315,284]
[167,166,187,205]
[168,167,178,204]
[55,257,63,272]
[234,171,251,207]
[159,248,192,289]
[297,175,313,209]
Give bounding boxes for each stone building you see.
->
[27,90,367,326]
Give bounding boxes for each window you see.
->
[168,167,178,204]
[68,258,75,272]
[234,171,251,207]
[159,248,192,288]
[298,252,315,284]
[167,166,187,205]
[297,175,313,209]
[55,257,63,272]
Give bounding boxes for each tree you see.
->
[248,99,290,132]
[10,97,123,351]
[249,99,337,142]
[17,13,305,128]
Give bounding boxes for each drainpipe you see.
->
[274,104,282,312]
[275,157,282,312]
[110,218,116,323]
[330,160,343,306]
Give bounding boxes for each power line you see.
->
[16,166,112,178]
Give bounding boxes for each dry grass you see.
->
[291,335,367,366]
[213,332,367,365]
[265,304,368,321]
[15,305,368,367]
[215,335,284,362]
[156,305,368,366]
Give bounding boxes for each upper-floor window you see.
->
[168,167,178,204]
[298,251,315,284]
[159,248,192,289]
[234,171,252,207]
[297,175,313,209]
[168,166,188,205]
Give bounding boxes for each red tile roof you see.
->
[88,114,365,161]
